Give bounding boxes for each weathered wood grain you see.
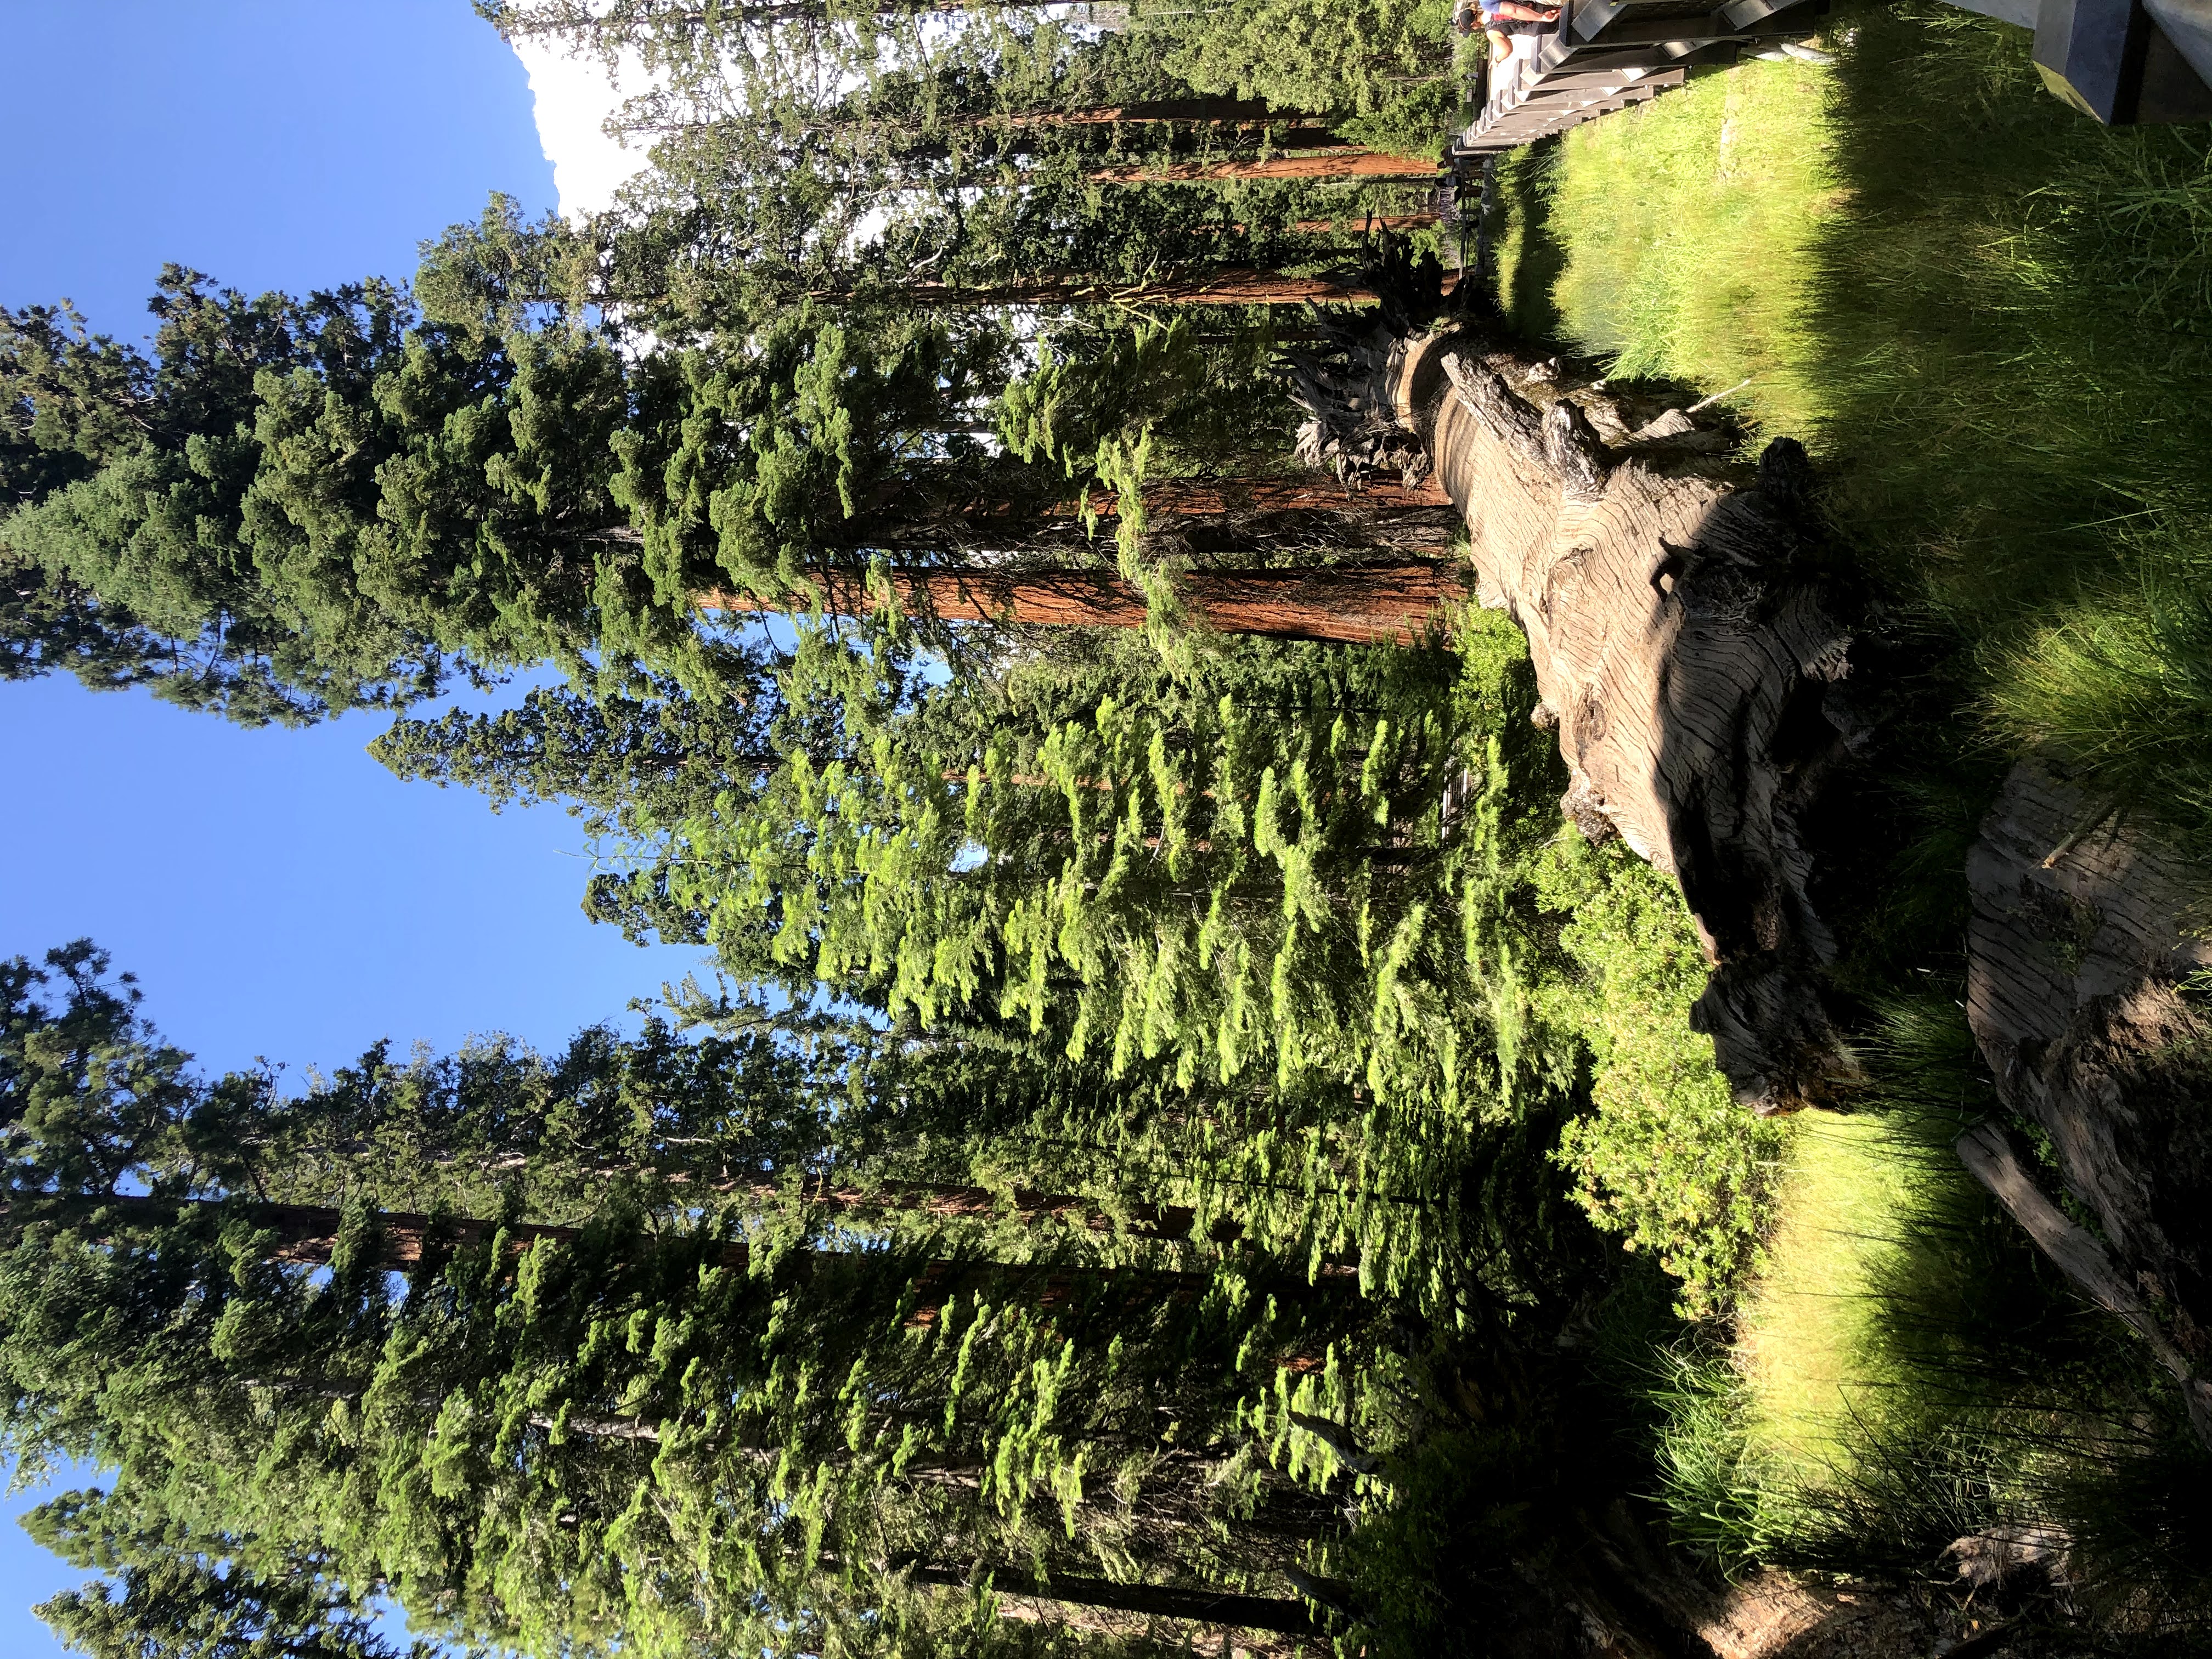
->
[1963,760,2212,1443]
[1386,326,1863,1113]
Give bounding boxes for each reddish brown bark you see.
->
[1195,214,1446,235]
[1296,212,1443,233]
[838,471,1447,524]
[1086,476,1453,515]
[949,99,1330,128]
[654,99,1339,137]
[1094,153,1437,183]
[827,269,1378,307]
[822,475,1458,556]
[701,560,1466,645]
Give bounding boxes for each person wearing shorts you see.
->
[1455,0,1561,60]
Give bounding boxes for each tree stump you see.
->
[1963,760,2212,1444]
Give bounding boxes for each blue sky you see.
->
[0,3,703,1649]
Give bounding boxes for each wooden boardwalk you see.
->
[1452,0,1826,153]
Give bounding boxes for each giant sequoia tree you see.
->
[3,0,1456,727]
[3,247,1464,730]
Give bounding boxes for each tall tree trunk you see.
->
[700,560,1465,645]
[824,475,1459,556]
[633,100,1344,142]
[819,270,1377,307]
[890,98,1334,129]
[1,1193,613,1268]
[903,1564,1329,1639]
[843,472,1449,524]
[1101,476,1452,514]
[484,0,990,41]
[1300,213,1444,233]
[1195,215,1447,238]
[7,1192,1310,1296]
[1095,153,1439,183]
[354,1162,1250,1245]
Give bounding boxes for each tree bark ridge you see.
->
[702,560,1465,645]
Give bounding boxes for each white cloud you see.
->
[512,38,656,220]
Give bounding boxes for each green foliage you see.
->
[0,272,447,722]
[1328,1424,1562,1659]
[1,940,266,1203]
[27,1487,436,1659]
[644,617,1539,1127]
[1536,840,1787,1318]
[1141,0,1459,157]
[387,594,1776,1328]
[473,2,1456,349]
[0,933,1683,1657]
[0,266,674,721]
[0,1122,1371,1656]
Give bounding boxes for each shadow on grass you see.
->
[1813,3,2212,871]
[1809,1,2212,622]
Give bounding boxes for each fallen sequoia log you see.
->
[1303,317,1870,1113]
[1961,760,2212,1446]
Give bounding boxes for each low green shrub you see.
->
[1137,0,1462,157]
[1535,838,1787,1319]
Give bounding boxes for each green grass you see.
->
[1646,1005,2005,1563]
[1735,1109,1924,1474]
[1516,57,1842,436]
[1644,998,2212,1634]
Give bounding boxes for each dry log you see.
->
[1962,759,2212,1443]
[1373,326,1865,1113]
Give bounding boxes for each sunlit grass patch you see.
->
[1735,1107,1938,1479]
[1538,55,1843,437]
[1647,1098,1989,1570]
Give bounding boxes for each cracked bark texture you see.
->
[1963,760,2212,1443]
[1379,327,1865,1114]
